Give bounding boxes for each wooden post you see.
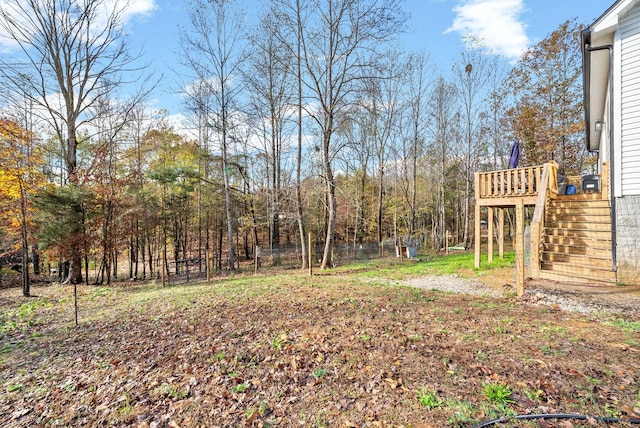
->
[474,173,481,268]
[206,249,211,281]
[516,199,525,296]
[530,222,540,279]
[161,248,167,287]
[474,204,481,268]
[487,208,494,264]
[308,233,313,276]
[445,230,449,254]
[498,208,504,259]
[254,246,259,274]
[73,282,78,326]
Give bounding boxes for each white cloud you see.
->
[445,0,530,60]
[120,0,157,22]
[0,0,157,52]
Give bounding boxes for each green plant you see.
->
[539,345,553,355]
[271,333,288,349]
[524,389,543,401]
[6,383,22,392]
[483,383,514,406]
[232,382,250,393]
[604,402,619,418]
[586,376,602,385]
[208,351,225,363]
[312,368,327,379]
[417,388,442,409]
[445,399,475,425]
[118,394,132,416]
[152,383,187,399]
[475,350,489,360]
[609,318,640,333]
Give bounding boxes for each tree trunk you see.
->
[294,0,307,269]
[321,129,336,269]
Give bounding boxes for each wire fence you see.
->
[163,241,415,285]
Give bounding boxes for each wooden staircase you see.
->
[539,195,617,285]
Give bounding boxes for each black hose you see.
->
[473,413,640,427]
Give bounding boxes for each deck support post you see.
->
[516,199,525,296]
[488,208,494,264]
[474,173,481,268]
[474,203,481,269]
[498,208,504,259]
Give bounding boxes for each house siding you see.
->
[614,195,640,285]
[619,5,640,195]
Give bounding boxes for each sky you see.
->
[0,0,614,123]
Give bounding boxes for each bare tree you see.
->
[398,52,432,240]
[270,0,312,269]
[299,0,405,269]
[452,47,492,248]
[358,52,405,252]
[245,6,296,255]
[426,76,458,250]
[0,0,152,284]
[180,0,248,270]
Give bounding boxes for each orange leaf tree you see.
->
[0,119,45,296]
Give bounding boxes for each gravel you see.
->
[403,275,502,297]
[403,275,640,319]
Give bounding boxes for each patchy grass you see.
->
[1,256,639,426]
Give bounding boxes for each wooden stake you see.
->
[445,230,449,254]
[308,233,313,277]
[206,249,211,281]
[161,248,167,287]
[254,246,260,274]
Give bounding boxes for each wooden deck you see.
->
[475,165,544,207]
[474,162,614,293]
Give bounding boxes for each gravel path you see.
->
[403,275,502,297]
[403,274,640,319]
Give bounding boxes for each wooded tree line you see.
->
[0,0,593,296]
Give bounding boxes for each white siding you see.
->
[620,6,640,195]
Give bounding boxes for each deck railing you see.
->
[476,165,544,199]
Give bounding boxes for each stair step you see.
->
[540,252,613,267]
[552,194,608,203]
[538,269,617,285]
[542,243,612,256]
[545,213,610,222]
[535,194,615,286]
[549,221,611,231]
[547,202,610,208]
[545,228,611,240]
[539,260,616,280]
[544,235,611,246]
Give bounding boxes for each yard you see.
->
[1,255,639,427]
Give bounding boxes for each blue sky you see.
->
[0,0,613,119]
[122,0,610,118]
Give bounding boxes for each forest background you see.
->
[0,0,595,296]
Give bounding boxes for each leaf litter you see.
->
[1,270,639,427]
